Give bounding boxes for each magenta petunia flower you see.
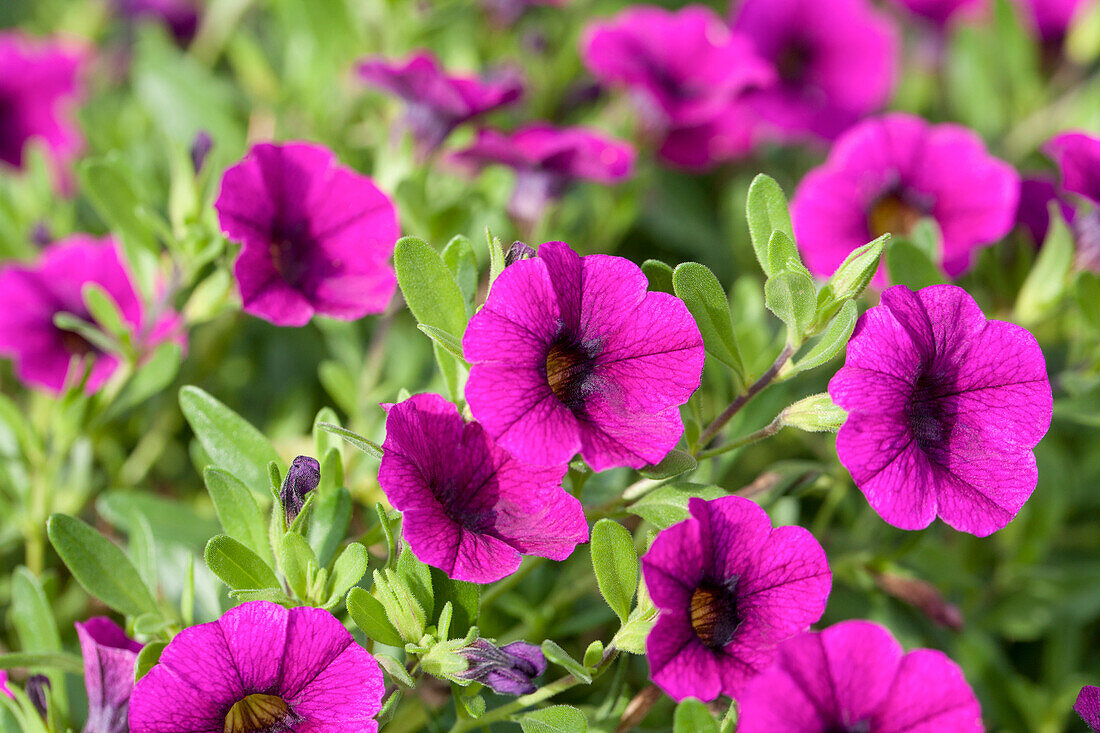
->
[1077,686,1100,732]
[129,601,384,732]
[731,0,898,141]
[463,240,704,471]
[829,284,1052,536]
[1014,0,1088,41]
[215,141,399,327]
[737,620,983,732]
[358,52,522,153]
[888,0,986,26]
[1016,175,1074,246]
[791,113,1020,282]
[0,32,84,178]
[1045,131,1100,204]
[450,124,634,225]
[640,496,830,701]
[378,393,588,584]
[0,235,183,394]
[76,617,143,733]
[581,5,774,170]
[113,0,201,44]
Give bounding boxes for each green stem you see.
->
[694,345,794,451]
[695,415,785,461]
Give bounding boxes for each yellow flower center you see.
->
[223,693,297,733]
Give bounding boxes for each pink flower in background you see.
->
[791,113,1020,282]
[1045,132,1100,204]
[76,617,143,733]
[641,496,831,701]
[450,124,634,225]
[0,236,182,394]
[1015,175,1074,246]
[1077,686,1100,732]
[483,0,565,24]
[215,141,399,327]
[1015,0,1089,41]
[731,0,898,141]
[129,602,384,732]
[378,393,587,584]
[358,52,522,153]
[0,32,84,179]
[737,620,983,732]
[463,240,704,471]
[113,0,201,43]
[887,0,986,26]
[581,5,775,169]
[829,284,1052,536]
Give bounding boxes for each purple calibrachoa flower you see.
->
[456,639,547,695]
[76,617,143,733]
[581,5,775,170]
[0,32,84,178]
[0,235,183,394]
[129,601,384,732]
[737,620,983,732]
[450,124,634,226]
[463,241,704,471]
[829,284,1053,536]
[358,52,522,153]
[888,0,986,26]
[378,393,588,584]
[1077,686,1100,732]
[215,141,399,327]
[791,113,1020,283]
[1015,0,1088,41]
[113,0,201,44]
[280,455,320,524]
[640,496,831,702]
[1045,131,1100,204]
[732,0,898,141]
[1016,175,1074,246]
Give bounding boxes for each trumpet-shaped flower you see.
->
[737,620,983,732]
[888,0,985,26]
[0,235,182,394]
[791,113,1020,282]
[829,284,1052,536]
[76,617,143,733]
[378,393,588,584]
[358,52,522,152]
[640,496,831,701]
[128,601,384,732]
[463,240,704,470]
[581,5,774,169]
[215,141,399,327]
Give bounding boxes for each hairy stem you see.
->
[695,344,794,451]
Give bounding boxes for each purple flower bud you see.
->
[30,222,52,248]
[190,130,213,173]
[503,241,536,267]
[26,675,49,720]
[280,456,320,525]
[457,639,546,696]
[76,617,143,733]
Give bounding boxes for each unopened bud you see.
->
[26,675,49,720]
[875,572,964,630]
[373,569,427,644]
[280,456,320,525]
[781,393,847,433]
[190,131,213,174]
[456,638,546,696]
[504,241,536,267]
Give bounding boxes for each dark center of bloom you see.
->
[906,370,957,456]
[0,90,25,168]
[58,329,98,357]
[688,579,740,649]
[223,693,302,733]
[544,336,597,412]
[825,722,871,733]
[777,41,813,84]
[868,192,926,240]
[268,219,318,290]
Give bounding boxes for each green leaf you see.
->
[764,269,816,344]
[674,699,718,733]
[746,174,795,276]
[279,531,316,600]
[442,234,478,312]
[47,514,159,618]
[541,640,592,684]
[10,568,61,655]
[313,407,342,458]
[204,534,281,591]
[0,652,83,674]
[53,312,117,355]
[1076,272,1100,330]
[308,487,352,568]
[672,262,746,380]
[814,235,887,326]
[590,519,638,624]
[347,587,405,647]
[134,641,168,681]
[204,467,272,565]
[487,230,507,290]
[179,386,280,497]
[103,342,183,419]
[639,448,697,480]
[396,547,434,621]
[766,229,809,279]
[430,568,480,637]
[97,490,221,550]
[628,484,728,529]
[76,156,156,257]
[781,393,847,433]
[642,259,674,294]
[519,705,588,733]
[316,423,382,460]
[375,653,416,687]
[886,239,947,291]
[81,283,129,342]
[1016,205,1074,323]
[326,543,369,608]
[417,324,469,364]
[788,300,858,377]
[612,579,658,654]
[394,235,468,336]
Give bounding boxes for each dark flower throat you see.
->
[689,579,740,649]
[223,693,302,733]
[544,336,596,412]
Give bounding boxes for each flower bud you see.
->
[26,675,49,720]
[456,639,546,696]
[372,569,427,644]
[780,393,847,433]
[280,456,320,525]
[190,130,213,174]
[504,240,536,267]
